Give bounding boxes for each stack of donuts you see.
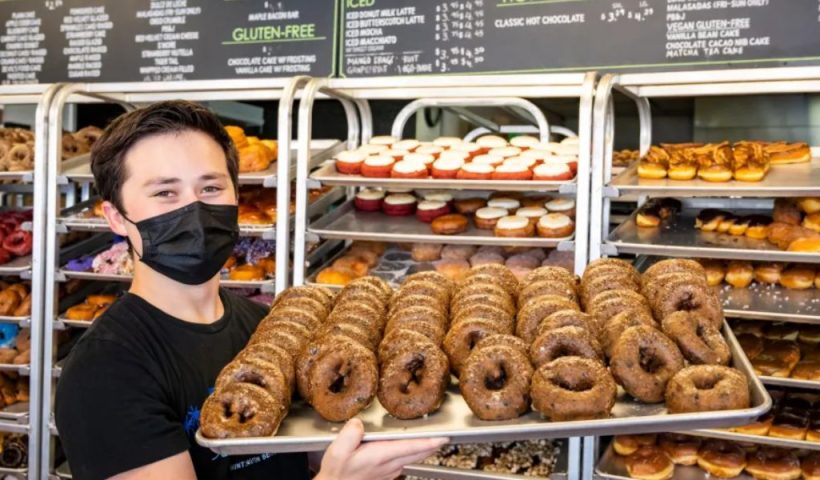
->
[0,281,31,318]
[0,128,34,171]
[377,271,451,419]
[63,293,117,322]
[0,210,33,265]
[297,277,391,422]
[60,126,104,161]
[200,285,333,438]
[700,258,820,289]
[224,126,277,174]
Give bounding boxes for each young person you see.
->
[55,101,446,480]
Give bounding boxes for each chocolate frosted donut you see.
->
[665,365,750,413]
[215,358,290,407]
[531,357,617,421]
[444,319,504,375]
[662,311,730,365]
[530,326,603,368]
[515,295,580,345]
[537,310,599,339]
[601,309,657,359]
[610,325,684,403]
[473,334,528,355]
[519,279,579,305]
[463,264,520,297]
[654,278,723,329]
[378,342,449,419]
[379,329,437,362]
[200,383,286,438]
[309,341,378,422]
[460,345,533,420]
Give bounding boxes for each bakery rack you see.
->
[0,83,64,480]
[588,67,820,478]
[36,77,350,479]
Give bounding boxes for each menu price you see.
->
[341,0,820,77]
[0,0,336,85]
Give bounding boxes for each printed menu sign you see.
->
[340,0,820,77]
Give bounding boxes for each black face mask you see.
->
[124,202,239,285]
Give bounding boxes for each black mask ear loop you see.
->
[118,211,143,260]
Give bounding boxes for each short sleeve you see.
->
[56,339,189,480]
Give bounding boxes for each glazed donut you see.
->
[613,434,658,456]
[229,264,265,281]
[531,357,616,421]
[0,289,20,316]
[378,329,437,363]
[802,452,820,480]
[696,440,746,478]
[661,311,730,365]
[665,365,750,413]
[518,279,578,305]
[725,261,753,288]
[624,446,674,480]
[601,310,657,359]
[61,133,88,160]
[73,126,104,147]
[460,345,533,420]
[86,294,117,307]
[530,326,603,368]
[745,447,801,480]
[658,433,700,465]
[215,358,289,407]
[12,293,30,317]
[515,295,580,345]
[200,383,286,438]
[443,319,504,375]
[463,264,520,297]
[378,342,449,419]
[308,340,378,422]
[473,333,528,355]
[653,278,723,330]
[700,259,726,286]
[5,144,33,171]
[2,231,32,257]
[610,325,684,403]
[65,303,97,321]
[537,310,599,339]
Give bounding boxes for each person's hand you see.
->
[315,418,449,480]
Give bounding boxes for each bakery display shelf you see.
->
[681,428,820,452]
[608,156,820,198]
[0,402,28,422]
[595,443,753,480]
[607,206,820,264]
[720,284,820,324]
[59,139,344,187]
[307,245,441,291]
[0,316,30,328]
[310,162,578,194]
[0,466,26,479]
[759,376,820,391]
[53,318,92,330]
[58,269,275,292]
[310,202,575,249]
[0,364,28,375]
[197,322,768,456]
[403,440,568,480]
[0,170,33,183]
[0,419,28,434]
[0,255,32,276]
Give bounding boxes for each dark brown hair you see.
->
[90,100,239,214]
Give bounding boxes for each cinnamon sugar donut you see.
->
[610,325,684,403]
[378,329,437,362]
[473,333,528,355]
[451,304,514,333]
[588,295,653,328]
[200,383,286,438]
[601,309,658,359]
[393,279,450,306]
[460,345,533,420]
[654,278,723,329]
[386,318,447,346]
[378,342,449,419]
[661,311,730,365]
[463,264,519,297]
[580,274,641,307]
[309,340,378,422]
[388,294,447,319]
[444,319,504,374]
[518,279,579,305]
[236,343,295,389]
[531,357,617,421]
[530,326,603,368]
[536,310,599,338]
[522,265,576,287]
[215,358,290,407]
[515,295,580,345]
[665,365,749,413]
[272,285,334,310]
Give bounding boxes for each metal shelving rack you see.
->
[589,67,820,480]
[288,73,597,480]
[37,77,349,479]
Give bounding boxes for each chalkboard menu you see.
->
[340,0,820,77]
[0,0,337,84]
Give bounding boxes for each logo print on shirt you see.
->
[184,387,215,436]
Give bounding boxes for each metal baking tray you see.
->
[0,316,30,328]
[595,443,754,480]
[0,255,32,275]
[310,202,575,249]
[310,162,578,194]
[0,466,26,479]
[607,206,820,264]
[0,402,28,422]
[59,140,344,187]
[608,156,820,197]
[307,245,426,291]
[0,364,29,375]
[0,170,33,183]
[54,318,92,330]
[759,376,820,391]
[0,420,28,435]
[403,439,567,479]
[195,322,770,456]
[681,428,820,452]
[720,284,820,324]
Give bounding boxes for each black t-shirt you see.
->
[55,289,309,480]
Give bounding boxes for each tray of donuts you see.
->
[596,432,820,480]
[733,320,820,390]
[0,127,37,180]
[311,196,576,248]
[0,210,34,273]
[315,134,579,191]
[196,260,768,455]
[0,281,32,326]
